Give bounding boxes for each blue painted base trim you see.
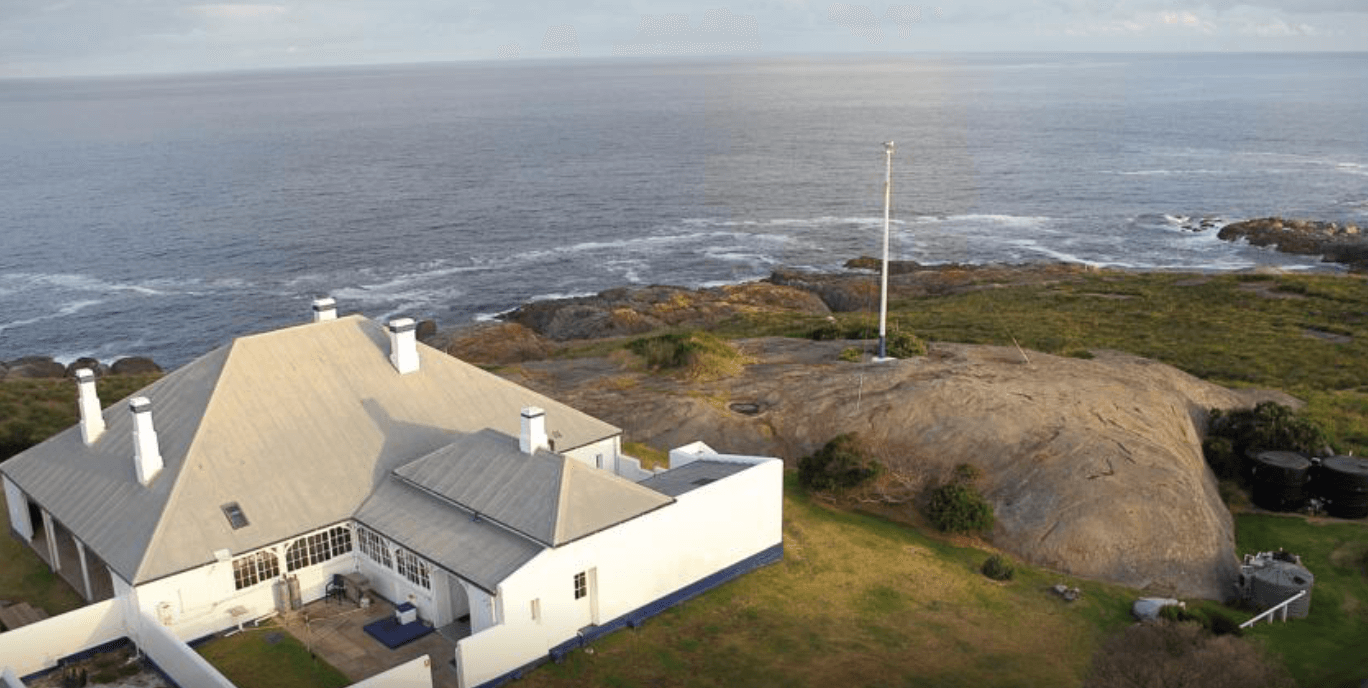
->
[473,543,783,688]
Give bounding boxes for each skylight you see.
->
[222,502,249,530]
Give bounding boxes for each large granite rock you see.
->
[110,357,162,375]
[2,356,66,379]
[503,338,1297,600]
[427,322,553,366]
[1218,217,1368,269]
[502,283,829,340]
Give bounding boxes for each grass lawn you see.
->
[1235,513,1368,688]
[0,374,161,460]
[521,475,1136,688]
[195,622,350,688]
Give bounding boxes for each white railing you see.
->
[1239,590,1307,629]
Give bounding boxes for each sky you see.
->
[1,0,1365,77]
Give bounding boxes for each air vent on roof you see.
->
[222,502,249,530]
[691,478,715,486]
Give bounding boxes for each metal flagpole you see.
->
[877,141,895,361]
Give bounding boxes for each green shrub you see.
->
[839,347,862,362]
[625,331,746,380]
[885,329,927,357]
[808,321,846,341]
[1157,605,1244,638]
[798,433,883,493]
[1205,402,1332,481]
[926,483,994,534]
[981,554,1015,581]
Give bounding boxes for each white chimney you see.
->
[129,397,163,485]
[520,407,548,455]
[75,368,105,445]
[311,297,337,322]
[387,318,419,374]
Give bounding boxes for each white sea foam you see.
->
[0,299,105,334]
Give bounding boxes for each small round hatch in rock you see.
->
[728,402,763,416]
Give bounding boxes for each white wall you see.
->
[563,437,619,473]
[0,599,127,677]
[357,547,440,624]
[2,476,32,541]
[135,612,236,688]
[351,655,434,688]
[133,541,358,641]
[2,667,22,688]
[454,456,783,688]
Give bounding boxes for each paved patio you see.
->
[277,596,463,688]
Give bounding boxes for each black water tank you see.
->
[1316,456,1368,519]
[1249,451,1312,512]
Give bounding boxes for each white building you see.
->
[0,302,783,687]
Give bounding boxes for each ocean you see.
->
[2,53,1366,368]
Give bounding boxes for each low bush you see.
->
[1084,620,1291,688]
[1157,604,1243,637]
[981,554,1015,581]
[1204,402,1332,481]
[924,465,993,534]
[839,347,862,362]
[625,331,747,380]
[926,483,994,534]
[798,433,883,493]
[885,329,927,357]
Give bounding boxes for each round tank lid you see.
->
[1322,456,1368,476]
[1254,451,1310,469]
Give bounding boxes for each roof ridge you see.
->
[132,340,237,582]
[551,455,574,545]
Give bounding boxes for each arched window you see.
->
[232,550,280,590]
[286,525,353,572]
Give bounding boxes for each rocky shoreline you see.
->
[0,355,162,381]
[9,216,1363,371]
[1215,217,1368,270]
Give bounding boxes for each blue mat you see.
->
[363,617,434,649]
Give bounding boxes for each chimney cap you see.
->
[129,397,151,413]
[74,368,96,382]
[311,296,337,311]
[387,317,417,333]
[521,406,546,419]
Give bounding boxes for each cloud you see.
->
[611,8,760,56]
[191,4,287,20]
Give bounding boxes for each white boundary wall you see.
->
[135,612,236,688]
[455,455,783,688]
[0,599,126,677]
[351,655,434,688]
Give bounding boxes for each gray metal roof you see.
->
[354,479,544,593]
[1,315,620,584]
[637,461,753,497]
[394,429,673,546]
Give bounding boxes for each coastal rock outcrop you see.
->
[426,322,553,366]
[109,357,162,375]
[1,356,66,379]
[502,338,1295,600]
[502,283,829,340]
[1218,217,1368,269]
[771,261,1095,311]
